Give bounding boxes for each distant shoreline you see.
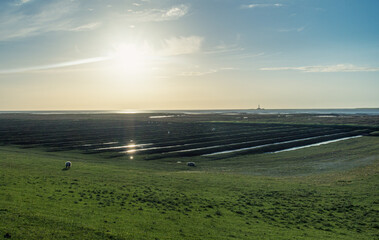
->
[1,108,379,115]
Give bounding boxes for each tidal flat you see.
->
[0,113,378,239]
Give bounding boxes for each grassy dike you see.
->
[1,137,379,239]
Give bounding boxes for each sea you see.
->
[1,108,379,115]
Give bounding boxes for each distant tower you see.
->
[257,104,264,110]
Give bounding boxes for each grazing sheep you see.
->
[65,161,72,169]
[187,162,196,167]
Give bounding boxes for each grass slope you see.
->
[1,137,379,239]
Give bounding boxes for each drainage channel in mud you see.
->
[270,135,363,153]
[202,133,362,156]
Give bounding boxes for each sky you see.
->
[0,0,378,110]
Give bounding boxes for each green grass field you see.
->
[1,136,378,239]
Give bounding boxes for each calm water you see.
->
[1,108,379,115]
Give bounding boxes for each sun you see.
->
[109,43,152,75]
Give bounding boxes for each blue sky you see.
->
[0,0,378,110]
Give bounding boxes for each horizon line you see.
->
[1,107,379,112]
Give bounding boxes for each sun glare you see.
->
[109,43,152,75]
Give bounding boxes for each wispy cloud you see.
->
[204,41,265,60]
[233,52,265,60]
[0,33,204,74]
[164,5,189,19]
[203,34,244,56]
[0,1,100,41]
[204,42,244,55]
[125,4,189,22]
[179,67,236,77]
[278,26,305,32]
[14,0,32,6]
[260,64,379,72]
[159,36,203,56]
[0,1,190,41]
[70,22,102,32]
[241,3,284,9]
[0,57,111,74]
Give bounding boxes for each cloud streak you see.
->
[0,34,204,74]
[71,22,102,32]
[0,1,190,41]
[179,67,236,77]
[241,3,284,9]
[125,4,189,22]
[14,0,32,6]
[0,1,100,41]
[204,43,244,55]
[0,57,111,74]
[278,26,305,32]
[159,36,203,56]
[260,64,379,72]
